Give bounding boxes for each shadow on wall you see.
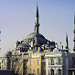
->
[0,70,14,75]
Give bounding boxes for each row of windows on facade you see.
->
[12,54,29,59]
[30,68,39,74]
[16,48,28,52]
[30,60,39,66]
[20,54,28,56]
[19,54,29,57]
[48,69,62,75]
[48,58,62,65]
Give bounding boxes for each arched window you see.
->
[51,58,54,65]
[51,69,54,75]
[58,58,61,65]
[58,69,61,75]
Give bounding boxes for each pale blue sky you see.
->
[0,0,75,56]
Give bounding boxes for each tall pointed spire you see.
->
[34,1,40,50]
[36,4,39,17]
[73,12,75,51]
[34,1,40,33]
[66,33,69,49]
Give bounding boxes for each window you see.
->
[2,65,3,69]
[31,47,33,50]
[58,58,61,65]
[37,68,39,74]
[48,69,51,75]
[25,70,27,74]
[74,60,75,66]
[34,69,35,73]
[72,57,75,67]
[51,58,54,65]
[30,69,31,73]
[37,60,39,65]
[24,60,27,66]
[51,69,54,75]
[58,69,61,75]
[30,60,31,66]
[34,61,35,63]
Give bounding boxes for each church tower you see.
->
[73,14,75,51]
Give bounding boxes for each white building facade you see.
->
[45,51,68,75]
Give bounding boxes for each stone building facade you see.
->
[45,51,68,75]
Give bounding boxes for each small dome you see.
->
[15,40,20,48]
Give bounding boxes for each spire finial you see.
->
[36,0,39,17]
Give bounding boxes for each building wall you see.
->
[45,52,68,75]
[13,54,44,75]
[0,57,7,70]
[13,58,24,75]
[68,52,75,68]
[27,57,41,75]
[68,52,75,75]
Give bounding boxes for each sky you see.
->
[0,0,75,56]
